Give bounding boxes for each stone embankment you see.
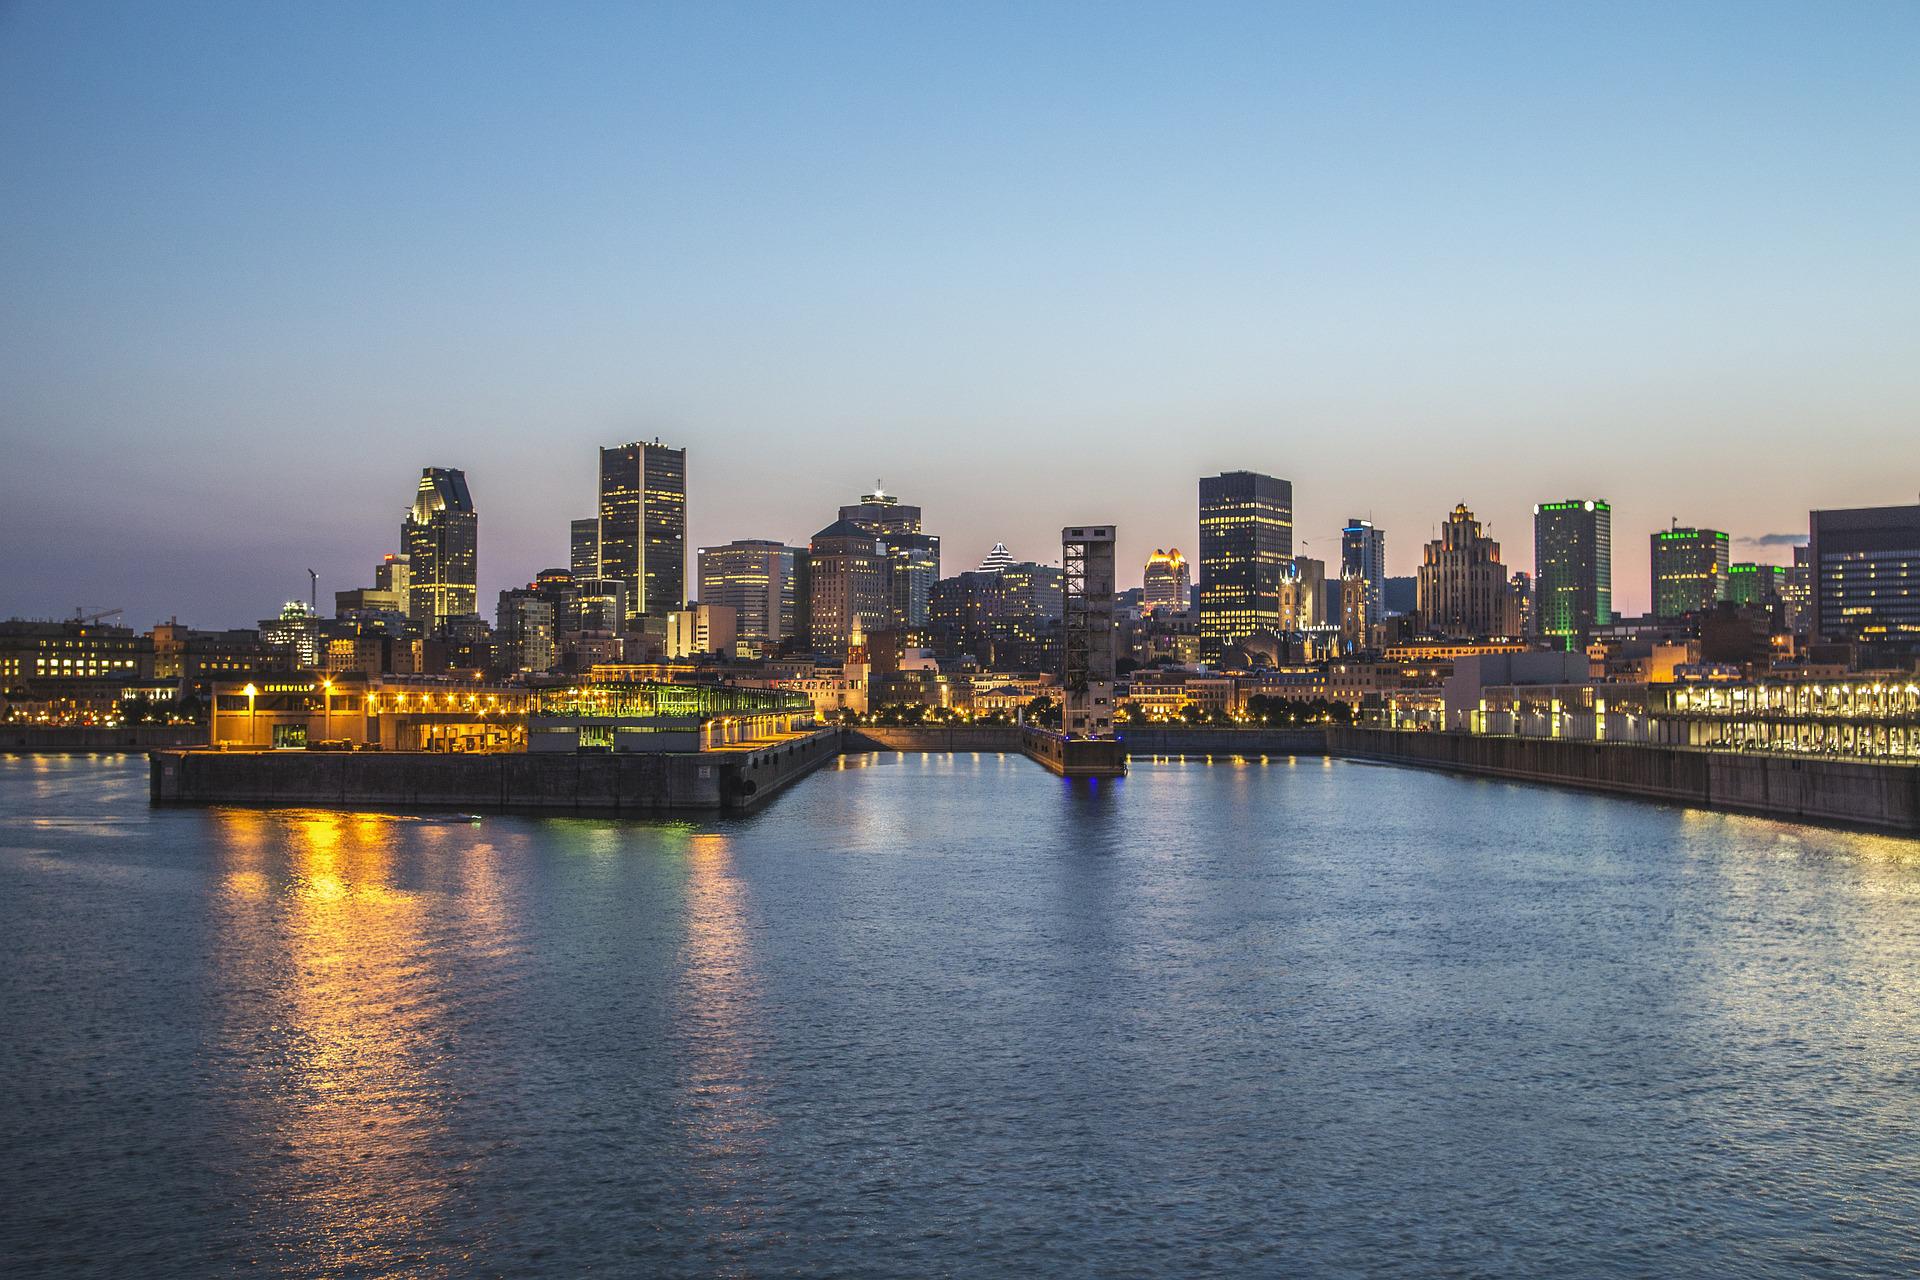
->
[1330,728,1920,835]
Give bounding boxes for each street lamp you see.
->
[242,683,258,748]
[320,678,333,742]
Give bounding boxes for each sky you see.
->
[2,0,1917,628]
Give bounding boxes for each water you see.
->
[2,752,1918,1278]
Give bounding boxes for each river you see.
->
[2,752,1917,1276]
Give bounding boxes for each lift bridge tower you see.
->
[1061,525,1117,739]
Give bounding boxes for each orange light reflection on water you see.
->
[676,830,775,1229]
[209,807,500,1274]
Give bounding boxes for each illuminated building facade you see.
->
[570,517,600,578]
[666,603,738,660]
[150,621,286,683]
[1782,544,1812,633]
[1339,567,1371,652]
[1143,548,1190,613]
[402,467,478,630]
[838,489,939,629]
[807,519,890,659]
[976,542,1015,574]
[335,553,411,623]
[1728,562,1787,608]
[839,487,921,536]
[1459,674,1920,763]
[1650,527,1729,620]
[598,440,687,622]
[1416,504,1515,639]
[495,588,556,673]
[929,562,1064,670]
[1507,571,1533,637]
[259,602,321,669]
[209,674,531,752]
[1341,518,1387,622]
[698,540,802,659]
[1534,499,1612,648]
[0,620,151,689]
[1198,470,1293,663]
[1810,503,1920,659]
[1278,556,1324,631]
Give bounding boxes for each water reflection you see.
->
[206,808,500,1275]
[673,831,773,1235]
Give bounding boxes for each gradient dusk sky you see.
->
[3,1,1917,627]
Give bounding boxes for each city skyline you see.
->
[0,435,1866,630]
[5,3,1917,625]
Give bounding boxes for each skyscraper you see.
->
[977,543,1016,574]
[1416,504,1516,638]
[1142,548,1190,613]
[1650,526,1730,620]
[401,467,478,630]
[570,518,600,579]
[1534,499,1612,648]
[494,588,555,673]
[838,487,921,536]
[807,519,890,659]
[1341,518,1387,622]
[1197,471,1293,663]
[697,539,803,659]
[1809,503,1920,657]
[1727,562,1787,608]
[598,440,686,622]
[839,488,939,628]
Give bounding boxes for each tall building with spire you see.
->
[401,467,477,630]
[598,440,686,622]
[1416,504,1516,638]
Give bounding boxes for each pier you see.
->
[150,727,839,814]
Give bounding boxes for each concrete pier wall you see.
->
[8,726,206,753]
[150,729,839,814]
[1330,728,1920,835]
[842,725,1331,758]
[842,726,1024,753]
[1120,727,1330,757]
[1019,727,1128,777]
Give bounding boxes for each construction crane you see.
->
[72,606,123,626]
